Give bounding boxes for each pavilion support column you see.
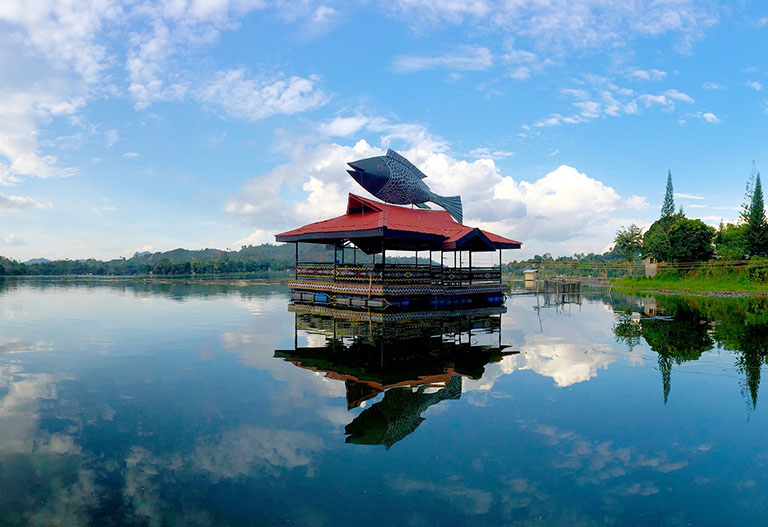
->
[333,244,338,283]
[441,251,444,286]
[381,239,386,282]
[499,249,503,284]
[295,242,299,279]
[415,250,418,267]
[382,241,386,266]
[469,251,472,285]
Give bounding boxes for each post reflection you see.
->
[275,304,515,448]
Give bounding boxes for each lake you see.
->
[1,277,767,526]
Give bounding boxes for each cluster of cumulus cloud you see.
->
[226,116,649,258]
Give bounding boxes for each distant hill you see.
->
[24,258,50,265]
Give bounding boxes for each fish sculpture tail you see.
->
[430,194,463,224]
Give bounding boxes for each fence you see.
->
[505,258,768,282]
[296,262,501,286]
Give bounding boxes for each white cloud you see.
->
[91,205,117,214]
[196,68,328,121]
[637,89,694,110]
[0,0,329,186]
[690,111,720,123]
[746,81,764,91]
[233,229,271,247]
[487,165,647,250]
[0,1,118,184]
[312,5,338,24]
[702,81,726,90]
[105,129,119,148]
[468,147,515,159]
[225,118,649,258]
[663,89,695,103]
[122,152,139,159]
[391,45,493,73]
[674,193,705,200]
[0,193,47,214]
[386,0,490,25]
[3,233,25,245]
[531,79,694,128]
[124,0,272,109]
[387,0,718,53]
[628,68,666,81]
[318,116,370,137]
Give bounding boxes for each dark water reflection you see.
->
[613,294,768,408]
[277,307,512,449]
[2,277,768,525]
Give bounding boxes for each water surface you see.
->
[1,278,767,526]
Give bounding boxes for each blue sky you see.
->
[1,0,767,261]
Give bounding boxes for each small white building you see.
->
[523,268,539,289]
[643,256,658,278]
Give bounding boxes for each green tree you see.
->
[741,172,768,256]
[661,170,675,218]
[715,221,746,259]
[644,215,714,262]
[614,224,643,275]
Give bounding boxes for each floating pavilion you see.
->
[275,193,522,311]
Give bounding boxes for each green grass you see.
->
[612,273,768,294]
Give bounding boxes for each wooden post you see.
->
[415,249,418,267]
[295,242,299,279]
[469,251,472,285]
[381,238,386,282]
[440,251,444,286]
[333,244,338,282]
[499,249,502,284]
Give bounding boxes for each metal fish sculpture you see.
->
[347,149,463,224]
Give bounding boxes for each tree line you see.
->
[0,244,312,276]
[615,167,768,267]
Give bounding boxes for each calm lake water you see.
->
[2,278,768,526]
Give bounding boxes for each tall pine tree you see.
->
[742,172,768,256]
[661,170,675,218]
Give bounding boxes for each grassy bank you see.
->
[612,267,768,295]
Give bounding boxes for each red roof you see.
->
[275,194,521,252]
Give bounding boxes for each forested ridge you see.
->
[0,244,326,276]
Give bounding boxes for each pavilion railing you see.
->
[295,263,501,286]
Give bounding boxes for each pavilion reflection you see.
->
[275,304,515,448]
